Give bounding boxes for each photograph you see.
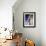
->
[23,12,36,27]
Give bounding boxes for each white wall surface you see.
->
[0,0,16,29]
[41,0,46,46]
[13,0,41,46]
[13,0,46,46]
[0,0,46,46]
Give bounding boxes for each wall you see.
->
[13,0,42,46]
[0,0,46,46]
[0,0,16,30]
[41,0,46,46]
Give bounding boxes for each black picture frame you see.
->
[23,12,36,28]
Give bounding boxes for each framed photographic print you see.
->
[23,12,36,28]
